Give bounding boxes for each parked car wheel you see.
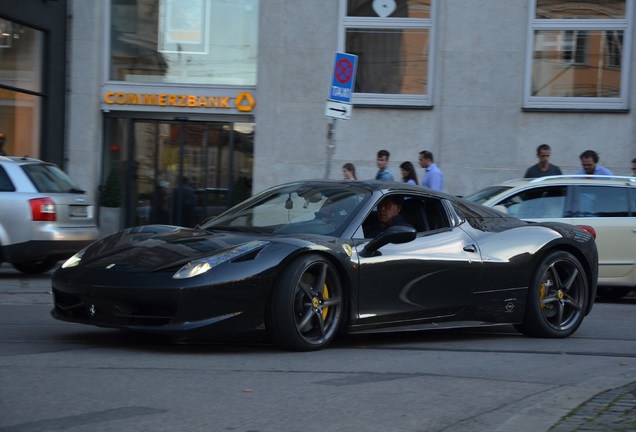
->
[13,258,59,274]
[516,251,588,338]
[266,254,344,351]
[596,286,633,300]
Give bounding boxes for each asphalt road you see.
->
[1,263,635,432]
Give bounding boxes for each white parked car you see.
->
[0,156,99,273]
[465,175,636,299]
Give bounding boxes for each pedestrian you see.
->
[375,149,394,180]
[418,150,444,191]
[631,158,636,176]
[172,176,195,226]
[400,161,418,185]
[342,162,357,180]
[524,144,562,178]
[0,133,6,156]
[575,150,614,176]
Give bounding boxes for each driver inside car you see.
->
[364,195,413,238]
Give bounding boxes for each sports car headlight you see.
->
[61,249,86,269]
[173,240,269,279]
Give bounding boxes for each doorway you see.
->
[101,118,254,233]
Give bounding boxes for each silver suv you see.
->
[465,175,636,299]
[0,156,99,273]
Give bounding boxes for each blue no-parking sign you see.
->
[329,52,358,103]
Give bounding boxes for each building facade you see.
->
[2,0,635,234]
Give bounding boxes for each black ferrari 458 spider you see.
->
[51,180,598,351]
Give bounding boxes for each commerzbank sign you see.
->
[101,87,256,114]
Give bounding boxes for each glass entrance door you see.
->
[132,120,232,228]
[100,117,254,234]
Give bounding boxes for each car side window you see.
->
[403,196,451,232]
[496,186,567,219]
[497,186,566,219]
[360,194,451,238]
[0,167,15,192]
[571,186,630,217]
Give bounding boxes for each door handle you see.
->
[463,244,477,253]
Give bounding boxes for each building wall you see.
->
[63,1,636,202]
[254,0,636,196]
[65,0,103,201]
[254,1,340,189]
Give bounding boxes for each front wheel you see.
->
[515,251,588,338]
[266,254,344,351]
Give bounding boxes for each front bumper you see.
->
[51,267,275,339]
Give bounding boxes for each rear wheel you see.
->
[266,254,344,351]
[515,251,588,338]
[13,259,59,274]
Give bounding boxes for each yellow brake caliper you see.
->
[539,282,546,309]
[321,284,329,319]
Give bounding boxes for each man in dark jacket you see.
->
[364,195,413,238]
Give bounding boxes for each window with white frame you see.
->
[340,0,435,107]
[524,0,633,110]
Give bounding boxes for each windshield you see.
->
[463,186,512,205]
[202,183,371,236]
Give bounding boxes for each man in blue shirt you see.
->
[375,149,394,180]
[575,150,614,176]
[418,150,444,191]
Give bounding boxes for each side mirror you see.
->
[359,225,417,258]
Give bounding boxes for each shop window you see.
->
[0,18,43,157]
[341,0,435,107]
[109,0,259,86]
[524,0,633,110]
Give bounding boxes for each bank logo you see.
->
[235,92,256,112]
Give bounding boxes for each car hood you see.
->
[77,225,286,272]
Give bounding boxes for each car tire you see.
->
[13,259,59,274]
[596,286,632,301]
[515,250,588,338]
[266,254,344,351]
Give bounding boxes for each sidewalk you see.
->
[549,380,636,431]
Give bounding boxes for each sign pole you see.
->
[325,118,336,178]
